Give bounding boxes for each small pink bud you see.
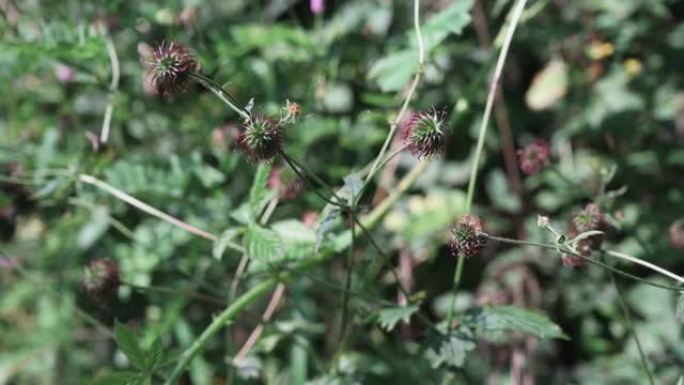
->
[54,64,75,84]
[670,220,684,249]
[310,0,324,15]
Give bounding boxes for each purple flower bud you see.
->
[517,139,550,175]
[54,64,75,84]
[562,203,606,267]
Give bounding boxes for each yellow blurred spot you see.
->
[383,211,406,232]
[623,58,642,76]
[407,196,425,214]
[588,42,614,60]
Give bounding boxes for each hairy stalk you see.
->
[609,273,655,385]
[129,284,227,306]
[100,32,119,144]
[605,250,684,285]
[447,0,529,330]
[472,0,521,195]
[189,73,252,121]
[164,277,281,385]
[280,151,348,208]
[339,210,357,342]
[445,254,466,330]
[353,217,412,300]
[361,0,425,197]
[227,197,280,378]
[232,283,286,365]
[485,234,684,292]
[79,174,219,242]
[465,0,528,211]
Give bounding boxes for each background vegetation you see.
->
[1,0,684,384]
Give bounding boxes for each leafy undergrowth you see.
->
[1,1,684,384]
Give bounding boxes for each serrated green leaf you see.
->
[415,0,474,50]
[369,0,473,91]
[425,335,476,369]
[245,224,284,261]
[213,228,242,261]
[473,306,568,341]
[114,322,146,369]
[368,50,418,93]
[376,304,419,331]
[249,164,274,219]
[272,220,316,260]
[91,371,139,385]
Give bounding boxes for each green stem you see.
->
[190,73,252,121]
[280,151,348,208]
[465,0,529,212]
[448,0,529,330]
[164,277,281,385]
[360,0,425,200]
[485,234,684,292]
[445,253,466,330]
[339,210,356,342]
[353,217,411,299]
[609,273,654,385]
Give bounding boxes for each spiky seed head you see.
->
[238,116,283,162]
[146,41,199,96]
[403,110,449,159]
[562,203,606,267]
[449,214,486,258]
[81,259,120,299]
[517,139,550,175]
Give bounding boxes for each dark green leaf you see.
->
[114,322,146,369]
[472,306,568,341]
[91,371,139,385]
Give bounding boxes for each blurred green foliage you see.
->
[1,0,684,384]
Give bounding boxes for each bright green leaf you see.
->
[376,304,419,331]
[245,224,284,261]
[369,0,473,91]
[213,228,242,261]
[249,164,274,219]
